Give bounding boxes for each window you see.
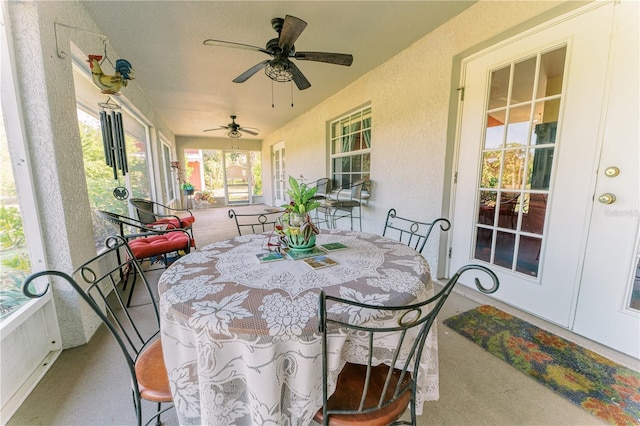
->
[74,65,152,249]
[329,106,371,189]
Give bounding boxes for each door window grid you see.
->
[473,46,567,278]
[330,107,371,189]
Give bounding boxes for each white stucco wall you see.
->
[7,1,174,348]
[260,1,578,276]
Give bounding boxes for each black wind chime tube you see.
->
[99,108,128,179]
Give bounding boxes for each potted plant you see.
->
[276,176,321,251]
[182,182,195,195]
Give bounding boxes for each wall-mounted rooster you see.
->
[87,55,134,95]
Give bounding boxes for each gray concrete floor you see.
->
[7,205,628,425]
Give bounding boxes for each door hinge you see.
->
[457,87,465,101]
[448,247,452,258]
[453,171,458,184]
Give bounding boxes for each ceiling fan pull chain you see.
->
[291,80,294,107]
[272,80,275,108]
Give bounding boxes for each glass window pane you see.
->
[474,227,493,262]
[485,110,505,149]
[488,66,510,109]
[498,192,520,230]
[0,132,31,321]
[506,105,531,147]
[495,231,516,268]
[511,56,536,104]
[527,147,554,190]
[481,151,501,188]
[537,46,566,98]
[500,149,527,189]
[478,191,497,226]
[516,236,542,277]
[532,99,560,145]
[521,193,547,234]
[333,158,342,174]
[352,155,362,172]
[362,154,371,172]
[341,157,351,173]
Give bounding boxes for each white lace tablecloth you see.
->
[158,229,439,426]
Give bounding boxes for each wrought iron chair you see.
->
[315,264,499,426]
[22,235,174,426]
[382,208,451,254]
[228,208,283,236]
[96,210,193,306]
[129,198,196,245]
[321,178,367,231]
[312,178,332,229]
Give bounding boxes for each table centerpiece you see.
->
[276,176,321,251]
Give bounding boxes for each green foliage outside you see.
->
[0,135,30,320]
[79,111,151,247]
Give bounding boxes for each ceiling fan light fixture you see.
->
[265,62,293,83]
[227,129,242,139]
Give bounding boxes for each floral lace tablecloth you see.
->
[159,229,439,425]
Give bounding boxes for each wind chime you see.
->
[99,98,129,200]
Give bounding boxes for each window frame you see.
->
[329,106,371,190]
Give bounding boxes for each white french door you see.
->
[450,1,639,357]
[272,141,287,206]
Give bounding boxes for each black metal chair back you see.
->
[228,208,283,236]
[316,264,499,426]
[382,208,451,254]
[22,235,173,425]
[312,178,331,200]
[130,198,158,225]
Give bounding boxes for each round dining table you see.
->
[158,229,439,426]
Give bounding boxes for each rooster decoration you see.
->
[87,55,134,94]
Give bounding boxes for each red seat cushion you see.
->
[151,216,195,229]
[128,232,190,259]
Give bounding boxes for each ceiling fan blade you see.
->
[233,60,270,83]
[239,127,259,136]
[279,15,307,51]
[294,51,353,66]
[203,126,228,133]
[288,61,311,90]
[203,39,271,55]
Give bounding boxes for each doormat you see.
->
[443,305,640,425]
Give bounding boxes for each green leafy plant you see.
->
[280,176,320,215]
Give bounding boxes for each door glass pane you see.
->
[485,113,505,149]
[511,56,536,104]
[630,257,640,310]
[537,47,566,98]
[474,227,493,262]
[521,193,547,234]
[495,231,516,268]
[500,149,526,190]
[517,236,542,277]
[488,66,510,109]
[473,45,567,277]
[506,105,531,147]
[478,191,497,225]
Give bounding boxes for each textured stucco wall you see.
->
[7,1,174,348]
[260,1,576,275]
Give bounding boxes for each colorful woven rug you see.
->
[443,305,640,425]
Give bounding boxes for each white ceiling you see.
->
[80,1,475,139]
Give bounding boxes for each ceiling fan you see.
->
[203,115,259,138]
[203,15,353,90]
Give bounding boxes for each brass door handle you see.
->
[598,193,616,204]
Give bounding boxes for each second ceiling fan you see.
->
[203,15,353,90]
[203,115,259,138]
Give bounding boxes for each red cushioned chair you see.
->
[97,210,194,306]
[129,198,196,246]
